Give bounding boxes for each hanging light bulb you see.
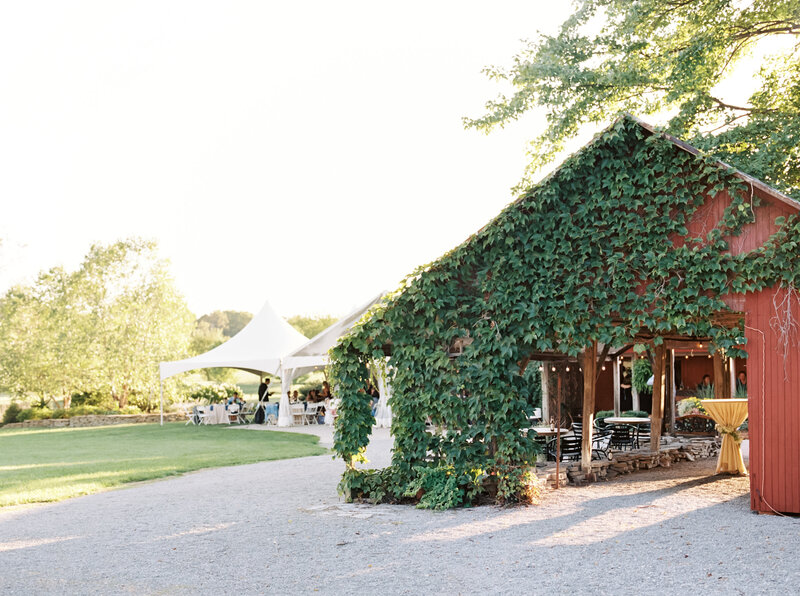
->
[685,354,689,359]
[538,365,543,372]
[601,365,606,371]
[551,366,556,372]
[565,366,570,372]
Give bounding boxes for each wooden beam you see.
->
[595,343,612,383]
[581,341,597,474]
[713,353,725,399]
[541,365,550,424]
[650,344,667,452]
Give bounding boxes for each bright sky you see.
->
[0,1,573,318]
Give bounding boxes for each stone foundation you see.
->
[535,436,720,488]
[2,413,184,429]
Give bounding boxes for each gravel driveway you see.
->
[0,426,797,595]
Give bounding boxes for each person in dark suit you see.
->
[254,378,271,424]
[258,378,270,401]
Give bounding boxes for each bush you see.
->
[17,407,55,422]
[3,403,22,424]
[595,410,615,423]
[188,383,241,404]
[623,410,649,418]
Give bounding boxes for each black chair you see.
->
[591,429,613,460]
[547,436,582,461]
[634,424,651,449]
[571,422,583,439]
[609,424,635,450]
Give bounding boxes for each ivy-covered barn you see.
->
[331,115,800,513]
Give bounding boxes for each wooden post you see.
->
[541,365,550,423]
[581,341,597,474]
[612,356,621,417]
[649,344,667,452]
[669,349,676,432]
[713,353,726,399]
[555,370,562,490]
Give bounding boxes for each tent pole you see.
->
[159,381,164,426]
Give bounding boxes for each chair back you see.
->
[559,436,582,461]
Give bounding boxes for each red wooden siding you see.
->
[746,286,800,514]
[684,184,800,513]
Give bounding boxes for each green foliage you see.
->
[403,465,469,510]
[331,116,800,508]
[466,0,800,199]
[0,238,195,408]
[187,383,241,404]
[197,310,253,339]
[288,314,339,339]
[2,403,22,425]
[595,410,614,423]
[632,359,653,394]
[622,410,650,418]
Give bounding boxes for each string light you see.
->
[601,365,606,371]
[551,366,556,372]
[565,366,570,372]
[538,365,543,372]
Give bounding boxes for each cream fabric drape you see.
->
[278,368,294,427]
[374,363,393,428]
[701,399,748,475]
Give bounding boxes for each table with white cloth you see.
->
[700,398,749,475]
[602,417,651,425]
[198,404,235,425]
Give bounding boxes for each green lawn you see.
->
[0,423,327,507]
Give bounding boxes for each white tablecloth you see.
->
[198,404,236,424]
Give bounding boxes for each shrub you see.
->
[595,410,615,423]
[3,403,22,424]
[188,383,241,403]
[623,410,650,418]
[17,407,55,422]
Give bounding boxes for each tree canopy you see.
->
[466,0,800,198]
[0,239,195,409]
[288,314,339,339]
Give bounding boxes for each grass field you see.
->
[0,423,326,507]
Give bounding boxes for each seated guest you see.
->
[320,381,332,399]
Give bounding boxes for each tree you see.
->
[0,239,195,410]
[287,314,339,339]
[465,0,800,198]
[198,310,253,338]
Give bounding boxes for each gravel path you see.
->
[1,426,798,595]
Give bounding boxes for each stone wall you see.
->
[2,413,184,429]
[536,436,720,488]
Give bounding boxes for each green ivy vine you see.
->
[330,115,800,508]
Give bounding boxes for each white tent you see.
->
[158,299,308,422]
[277,292,388,427]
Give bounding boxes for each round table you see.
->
[602,417,650,425]
[531,427,571,436]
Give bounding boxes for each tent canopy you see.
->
[159,299,308,380]
[280,292,385,382]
